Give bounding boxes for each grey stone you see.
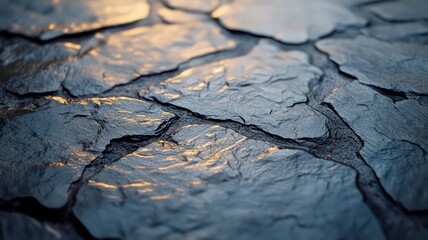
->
[74,124,384,239]
[164,0,221,13]
[324,81,428,210]
[0,0,150,40]
[0,22,236,96]
[369,0,428,21]
[316,36,428,95]
[212,0,371,44]
[362,22,428,40]
[0,97,174,208]
[141,41,328,140]
[0,212,62,240]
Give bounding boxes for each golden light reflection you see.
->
[252,146,279,162]
[46,96,69,105]
[150,194,171,200]
[89,180,151,189]
[47,162,66,167]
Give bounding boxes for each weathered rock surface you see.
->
[74,124,384,239]
[142,41,328,140]
[316,36,428,95]
[164,0,221,13]
[362,22,428,40]
[324,81,428,211]
[0,22,236,96]
[0,97,174,208]
[212,0,370,44]
[0,0,150,40]
[0,212,62,240]
[369,0,428,21]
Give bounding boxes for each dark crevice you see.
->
[320,102,428,240]
[66,116,178,212]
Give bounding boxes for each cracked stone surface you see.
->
[74,124,384,239]
[0,212,62,240]
[0,97,174,208]
[325,81,428,211]
[316,36,428,95]
[142,41,328,140]
[369,0,428,22]
[164,0,221,13]
[362,22,428,40]
[212,0,370,44]
[1,0,428,239]
[1,22,236,96]
[0,0,150,40]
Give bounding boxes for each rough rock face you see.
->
[74,124,384,240]
[0,0,150,40]
[369,0,428,21]
[142,41,328,140]
[0,97,174,208]
[0,22,236,96]
[212,0,370,44]
[164,0,221,13]
[324,81,428,211]
[0,212,62,240]
[316,36,428,95]
[362,22,428,40]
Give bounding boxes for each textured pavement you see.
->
[0,0,427,239]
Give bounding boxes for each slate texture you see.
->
[0,97,174,208]
[212,0,373,44]
[74,124,384,239]
[325,81,428,211]
[142,41,328,140]
[316,36,428,95]
[0,0,150,40]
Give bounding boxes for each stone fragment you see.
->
[369,0,428,21]
[74,124,384,239]
[0,212,62,240]
[362,22,428,40]
[212,0,370,44]
[142,41,328,140]
[0,97,174,208]
[324,81,428,210]
[0,22,236,96]
[316,36,428,94]
[164,0,221,13]
[0,41,77,95]
[0,0,150,40]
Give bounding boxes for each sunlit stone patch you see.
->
[325,81,428,210]
[0,97,174,208]
[212,0,373,44]
[74,124,384,239]
[316,36,428,95]
[0,22,236,96]
[0,0,151,40]
[164,0,221,13]
[142,41,328,140]
[158,7,208,24]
